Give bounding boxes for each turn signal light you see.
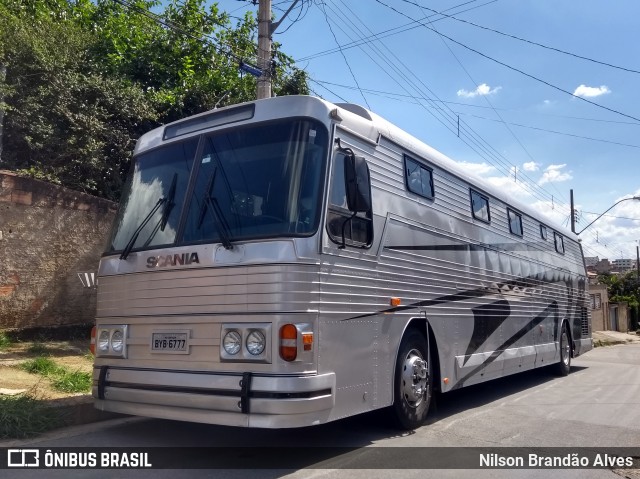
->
[280,324,298,361]
[390,297,401,307]
[302,332,313,352]
[90,326,96,356]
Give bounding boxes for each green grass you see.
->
[0,331,12,350]
[52,371,93,393]
[0,393,64,439]
[21,356,62,376]
[20,357,92,394]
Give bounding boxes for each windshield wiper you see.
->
[142,173,177,248]
[119,198,165,260]
[196,167,234,250]
[119,173,178,260]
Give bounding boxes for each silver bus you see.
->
[92,95,592,429]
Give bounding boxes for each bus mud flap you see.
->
[97,366,109,400]
[240,372,252,414]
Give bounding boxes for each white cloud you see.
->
[528,200,569,228]
[538,164,572,185]
[457,161,495,176]
[457,83,502,98]
[522,161,540,172]
[484,175,534,199]
[575,190,640,259]
[573,84,611,98]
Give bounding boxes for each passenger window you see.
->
[470,190,490,223]
[540,224,548,240]
[326,153,373,248]
[404,156,434,199]
[554,232,565,254]
[507,208,523,236]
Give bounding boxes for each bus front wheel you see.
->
[555,323,572,376]
[392,329,432,430]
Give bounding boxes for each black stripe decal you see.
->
[386,242,541,254]
[453,301,559,389]
[464,300,511,366]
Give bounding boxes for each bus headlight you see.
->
[246,330,266,356]
[223,330,242,355]
[220,323,271,362]
[95,325,128,358]
[98,330,110,353]
[111,330,124,352]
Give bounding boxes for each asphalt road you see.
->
[2,343,639,479]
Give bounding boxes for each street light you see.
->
[570,189,640,235]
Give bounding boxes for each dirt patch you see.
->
[0,339,93,400]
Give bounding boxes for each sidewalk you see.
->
[592,329,640,346]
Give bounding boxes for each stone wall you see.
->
[0,171,116,329]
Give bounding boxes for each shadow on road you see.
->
[62,364,594,475]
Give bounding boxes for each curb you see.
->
[46,395,124,427]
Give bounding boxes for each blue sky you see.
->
[216,0,640,261]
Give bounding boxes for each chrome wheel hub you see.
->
[401,349,428,407]
[561,331,570,365]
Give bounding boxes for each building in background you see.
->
[611,258,637,273]
[588,277,630,333]
[584,256,599,269]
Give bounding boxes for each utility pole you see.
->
[636,242,639,292]
[637,242,640,330]
[257,0,272,100]
[256,0,302,100]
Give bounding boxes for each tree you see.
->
[0,0,309,200]
[0,1,158,198]
[78,0,307,121]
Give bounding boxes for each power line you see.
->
[458,112,640,149]
[398,0,640,75]
[581,211,640,222]
[318,0,571,215]
[112,0,258,68]
[309,78,349,102]
[402,0,557,203]
[297,0,498,62]
[316,0,371,109]
[374,0,640,124]
[312,79,640,126]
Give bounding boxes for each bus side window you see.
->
[326,153,373,248]
[554,232,565,254]
[470,189,490,223]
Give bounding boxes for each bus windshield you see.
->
[108,119,329,253]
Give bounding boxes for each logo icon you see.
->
[7,449,39,467]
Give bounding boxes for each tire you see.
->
[555,322,572,376]
[392,329,432,430]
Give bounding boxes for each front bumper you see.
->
[92,366,335,428]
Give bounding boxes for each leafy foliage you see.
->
[0,0,308,200]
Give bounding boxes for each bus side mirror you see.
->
[344,155,372,213]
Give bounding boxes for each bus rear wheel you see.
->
[392,329,432,430]
[555,323,571,376]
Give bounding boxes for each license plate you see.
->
[151,331,189,354]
